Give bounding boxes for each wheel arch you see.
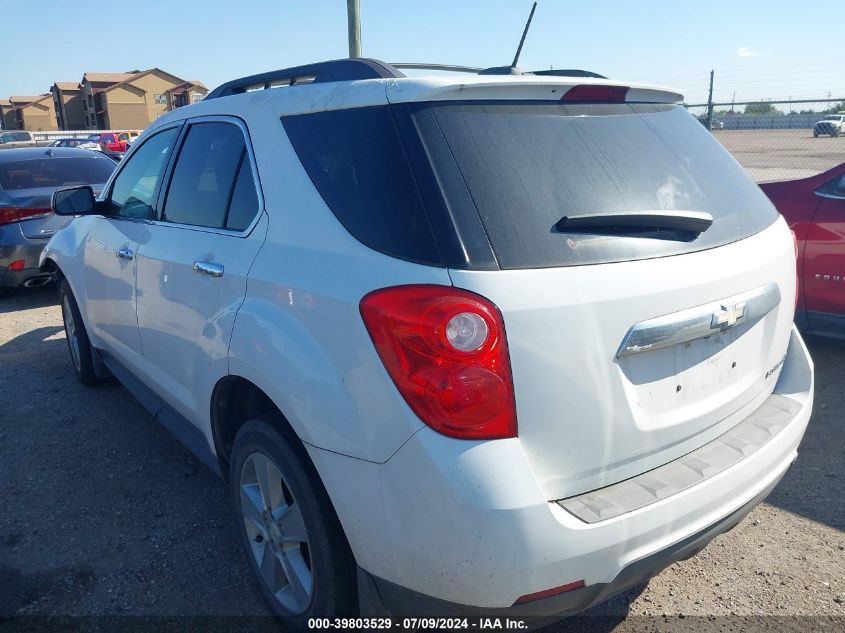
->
[210,374,301,478]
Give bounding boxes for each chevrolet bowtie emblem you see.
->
[711,302,746,330]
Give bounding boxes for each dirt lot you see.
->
[713,129,845,182]
[1,285,843,632]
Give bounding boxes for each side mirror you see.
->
[53,185,96,216]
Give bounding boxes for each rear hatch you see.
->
[281,78,795,500]
[390,81,794,500]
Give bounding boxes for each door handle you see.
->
[116,247,134,260]
[192,261,224,277]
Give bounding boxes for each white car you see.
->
[41,59,814,629]
[813,114,845,137]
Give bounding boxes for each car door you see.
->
[134,117,267,423]
[82,125,181,371]
[803,172,845,331]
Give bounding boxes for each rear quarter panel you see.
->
[227,105,451,462]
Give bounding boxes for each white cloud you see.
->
[737,46,759,58]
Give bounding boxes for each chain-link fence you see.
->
[684,99,845,183]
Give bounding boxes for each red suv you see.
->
[86,133,123,154]
[761,162,845,338]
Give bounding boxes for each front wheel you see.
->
[59,280,99,386]
[230,419,357,630]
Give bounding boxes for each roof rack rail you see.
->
[206,58,404,100]
[531,69,607,79]
[391,63,483,74]
[392,62,607,79]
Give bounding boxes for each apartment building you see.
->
[79,68,207,130]
[9,95,57,131]
[51,81,86,130]
[0,99,14,130]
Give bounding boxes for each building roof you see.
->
[167,81,209,95]
[0,99,10,106]
[54,81,80,91]
[82,72,138,84]
[10,95,51,106]
[99,67,190,95]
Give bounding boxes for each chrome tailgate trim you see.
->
[616,283,781,358]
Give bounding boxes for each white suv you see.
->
[813,114,845,137]
[42,59,814,629]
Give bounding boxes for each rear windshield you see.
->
[0,156,115,191]
[283,101,778,269]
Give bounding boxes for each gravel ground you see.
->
[0,285,843,632]
[712,129,845,182]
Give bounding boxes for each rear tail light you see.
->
[0,207,52,226]
[360,285,517,440]
[561,84,629,103]
[8,260,25,271]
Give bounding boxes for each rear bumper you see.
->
[0,230,50,288]
[358,467,787,621]
[309,326,813,612]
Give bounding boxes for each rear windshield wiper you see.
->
[555,210,714,236]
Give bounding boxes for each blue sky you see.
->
[2,1,842,105]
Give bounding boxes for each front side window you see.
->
[162,121,258,230]
[108,127,179,219]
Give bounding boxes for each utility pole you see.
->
[706,69,715,131]
[347,0,362,58]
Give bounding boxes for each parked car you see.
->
[0,147,116,291]
[86,132,125,159]
[116,130,140,150]
[0,130,38,149]
[760,162,845,337]
[41,59,813,629]
[813,114,845,137]
[49,137,101,150]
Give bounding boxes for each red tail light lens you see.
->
[360,285,517,440]
[0,207,52,226]
[561,84,629,103]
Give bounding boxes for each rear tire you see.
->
[813,131,819,138]
[58,280,99,387]
[230,418,357,630]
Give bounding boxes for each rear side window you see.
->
[282,107,441,265]
[0,156,115,191]
[163,121,258,230]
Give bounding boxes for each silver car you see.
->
[0,147,115,291]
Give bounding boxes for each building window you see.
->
[191,93,203,104]
[154,93,167,105]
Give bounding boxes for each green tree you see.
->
[744,101,781,115]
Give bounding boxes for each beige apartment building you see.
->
[80,68,207,130]
[9,95,57,131]
[51,81,86,130]
[0,99,14,130]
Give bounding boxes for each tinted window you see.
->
[412,102,778,268]
[282,107,441,265]
[163,122,246,228]
[225,156,259,231]
[109,127,178,219]
[0,156,115,191]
